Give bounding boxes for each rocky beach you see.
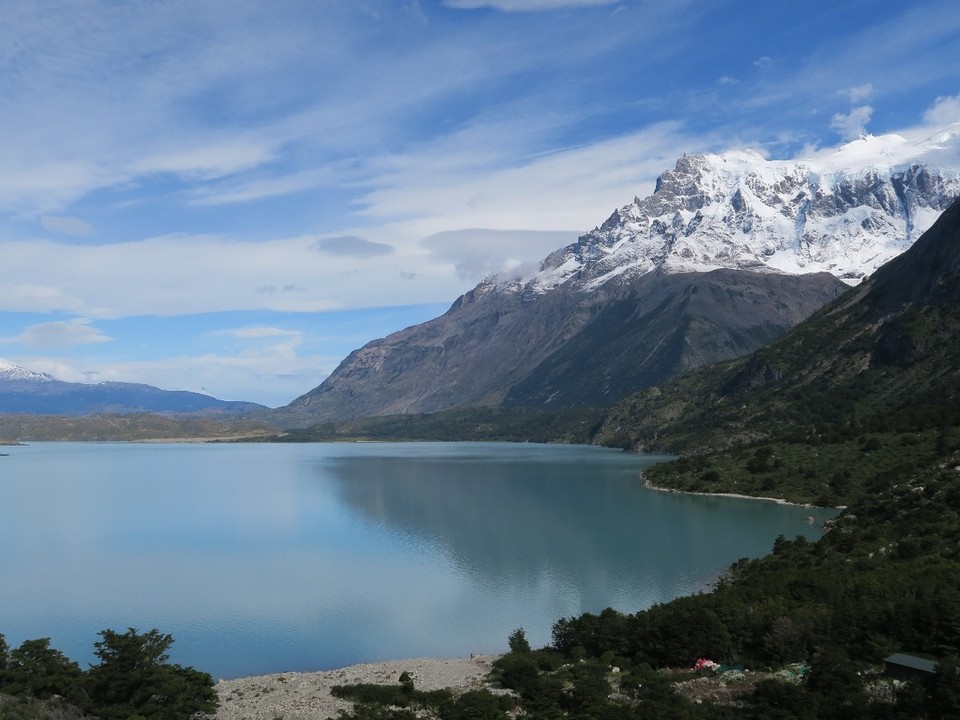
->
[213,655,500,720]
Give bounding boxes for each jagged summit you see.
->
[510,126,960,296]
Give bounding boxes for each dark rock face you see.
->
[288,269,846,422]
[865,195,960,312]
[504,270,845,409]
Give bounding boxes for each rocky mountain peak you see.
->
[519,127,960,297]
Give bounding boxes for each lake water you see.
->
[0,441,835,679]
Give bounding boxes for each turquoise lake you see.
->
[0,441,835,679]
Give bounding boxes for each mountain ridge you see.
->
[287,129,960,424]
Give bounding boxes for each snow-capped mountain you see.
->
[0,359,265,415]
[0,360,55,383]
[520,126,960,294]
[286,129,960,423]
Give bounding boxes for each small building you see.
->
[884,653,938,681]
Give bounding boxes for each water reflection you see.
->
[0,442,835,678]
[321,444,831,614]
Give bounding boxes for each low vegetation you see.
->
[0,412,275,443]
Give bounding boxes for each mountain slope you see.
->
[288,129,960,424]
[288,270,845,421]
[502,270,844,408]
[0,361,265,416]
[597,195,960,460]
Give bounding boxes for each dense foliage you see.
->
[0,628,217,720]
[333,454,960,719]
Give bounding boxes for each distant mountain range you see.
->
[287,127,960,424]
[0,361,265,416]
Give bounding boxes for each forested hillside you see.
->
[327,200,960,718]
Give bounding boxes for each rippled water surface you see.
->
[0,442,835,678]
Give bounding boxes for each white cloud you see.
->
[2,320,112,351]
[0,283,86,314]
[420,229,579,280]
[355,122,699,238]
[923,93,960,126]
[0,233,465,318]
[845,83,874,103]
[0,121,703,321]
[830,105,874,140]
[133,139,277,180]
[40,215,93,236]
[188,168,338,206]
[220,327,304,340]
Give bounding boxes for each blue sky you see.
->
[0,0,958,407]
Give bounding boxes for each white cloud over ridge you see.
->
[830,105,874,140]
[420,229,581,280]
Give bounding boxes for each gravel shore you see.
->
[214,655,500,720]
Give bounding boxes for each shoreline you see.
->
[213,655,500,720]
[641,474,838,510]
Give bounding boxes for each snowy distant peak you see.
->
[522,127,960,295]
[0,360,56,382]
[811,123,960,173]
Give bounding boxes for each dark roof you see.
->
[885,653,938,673]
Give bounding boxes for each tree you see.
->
[2,637,83,702]
[508,628,531,655]
[922,656,960,718]
[84,627,217,720]
[0,632,8,675]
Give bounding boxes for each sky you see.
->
[0,0,958,407]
